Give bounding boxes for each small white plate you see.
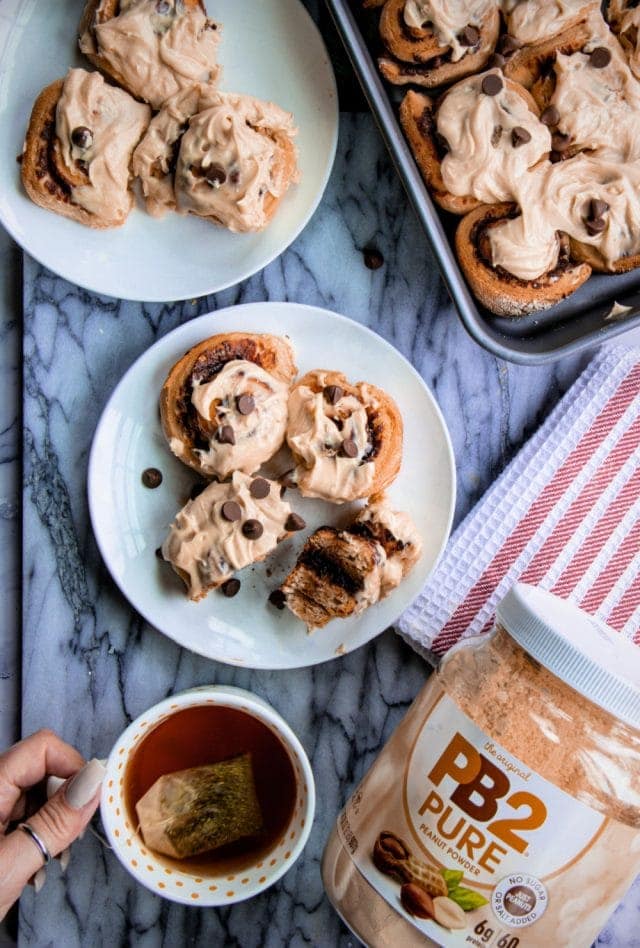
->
[88,303,456,669]
[0,0,337,301]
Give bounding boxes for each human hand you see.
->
[0,730,105,920]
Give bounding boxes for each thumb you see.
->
[0,759,105,918]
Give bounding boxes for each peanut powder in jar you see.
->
[322,584,640,947]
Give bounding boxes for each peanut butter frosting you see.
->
[55,68,150,223]
[503,0,600,46]
[80,0,221,111]
[162,471,291,600]
[403,0,496,63]
[287,373,376,503]
[175,92,299,233]
[354,500,423,597]
[170,359,290,479]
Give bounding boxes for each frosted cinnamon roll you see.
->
[502,0,601,49]
[286,370,403,504]
[162,471,296,601]
[399,73,549,214]
[378,0,501,87]
[78,0,221,110]
[174,92,299,233]
[160,332,297,479]
[21,69,150,228]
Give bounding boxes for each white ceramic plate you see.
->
[0,0,337,301]
[88,303,456,669]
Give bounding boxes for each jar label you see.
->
[336,682,637,946]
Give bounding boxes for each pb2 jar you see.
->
[322,584,640,947]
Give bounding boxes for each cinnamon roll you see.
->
[160,332,297,479]
[78,0,221,110]
[162,471,295,601]
[286,370,403,504]
[502,0,600,50]
[21,69,150,228]
[378,0,501,88]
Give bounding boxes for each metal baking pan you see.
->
[325,0,640,364]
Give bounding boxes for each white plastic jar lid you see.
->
[497,584,640,729]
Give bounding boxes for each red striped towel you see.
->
[399,346,640,660]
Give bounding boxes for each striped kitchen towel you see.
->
[399,346,640,662]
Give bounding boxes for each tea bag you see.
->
[136,754,263,858]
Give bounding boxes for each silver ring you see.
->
[17,822,51,865]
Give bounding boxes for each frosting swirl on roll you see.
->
[503,0,600,46]
[175,92,299,233]
[162,471,292,600]
[403,0,496,63]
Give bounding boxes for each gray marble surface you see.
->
[4,9,639,944]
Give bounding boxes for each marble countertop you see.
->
[4,3,640,945]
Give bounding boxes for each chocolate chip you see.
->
[540,105,560,127]
[590,46,611,69]
[190,480,206,500]
[142,467,162,488]
[242,519,264,540]
[512,126,532,148]
[217,425,235,445]
[221,578,241,598]
[459,25,479,47]
[249,477,270,499]
[285,513,306,532]
[323,384,344,405]
[489,53,506,70]
[551,131,571,152]
[341,439,359,458]
[221,501,242,522]
[205,164,227,187]
[481,74,503,96]
[237,394,255,415]
[498,34,519,56]
[491,124,503,147]
[269,589,287,610]
[71,126,93,149]
[586,217,606,235]
[590,198,610,220]
[549,150,563,163]
[363,247,384,270]
[229,168,240,184]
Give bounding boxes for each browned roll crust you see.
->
[504,20,594,93]
[160,332,297,477]
[456,202,592,316]
[21,79,121,229]
[287,369,403,502]
[569,239,640,274]
[378,1,500,88]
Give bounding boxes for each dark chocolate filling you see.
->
[299,539,365,596]
[37,117,73,203]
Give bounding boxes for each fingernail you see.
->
[33,868,46,893]
[65,759,106,809]
[47,775,66,799]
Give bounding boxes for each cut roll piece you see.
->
[286,370,403,504]
[278,498,422,630]
[378,0,500,88]
[78,0,221,110]
[174,91,299,233]
[162,471,295,601]
[455,202,592,317]
[21,69,150,228]
[160,332,297,479]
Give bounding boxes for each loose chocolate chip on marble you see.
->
[269,589,287,610]
[512,126,532,148]
[363,247,384,270]
[323,384,344,405]
[459,24,480,47]
[491,124,503,147]
[590,198,610,220]
[221,501,242,522]
[285,513,306,532]
[341,439,359,458]
[249,477,271,499]
[142,467,163,488]
[498,34,519,56]
[221,578,241,598]
[71,126,93,149]
[551,131,571,152]
[217,424,236,445]
[242,519,264,540]
[237,393,255,415]
[205,163,227,187]
[488,53,506,70]
[481,74,503,96]
[586,217,606,235]
[590,46,612,69]
[541,105,560,127]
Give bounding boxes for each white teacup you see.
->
[100,685,315,906]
